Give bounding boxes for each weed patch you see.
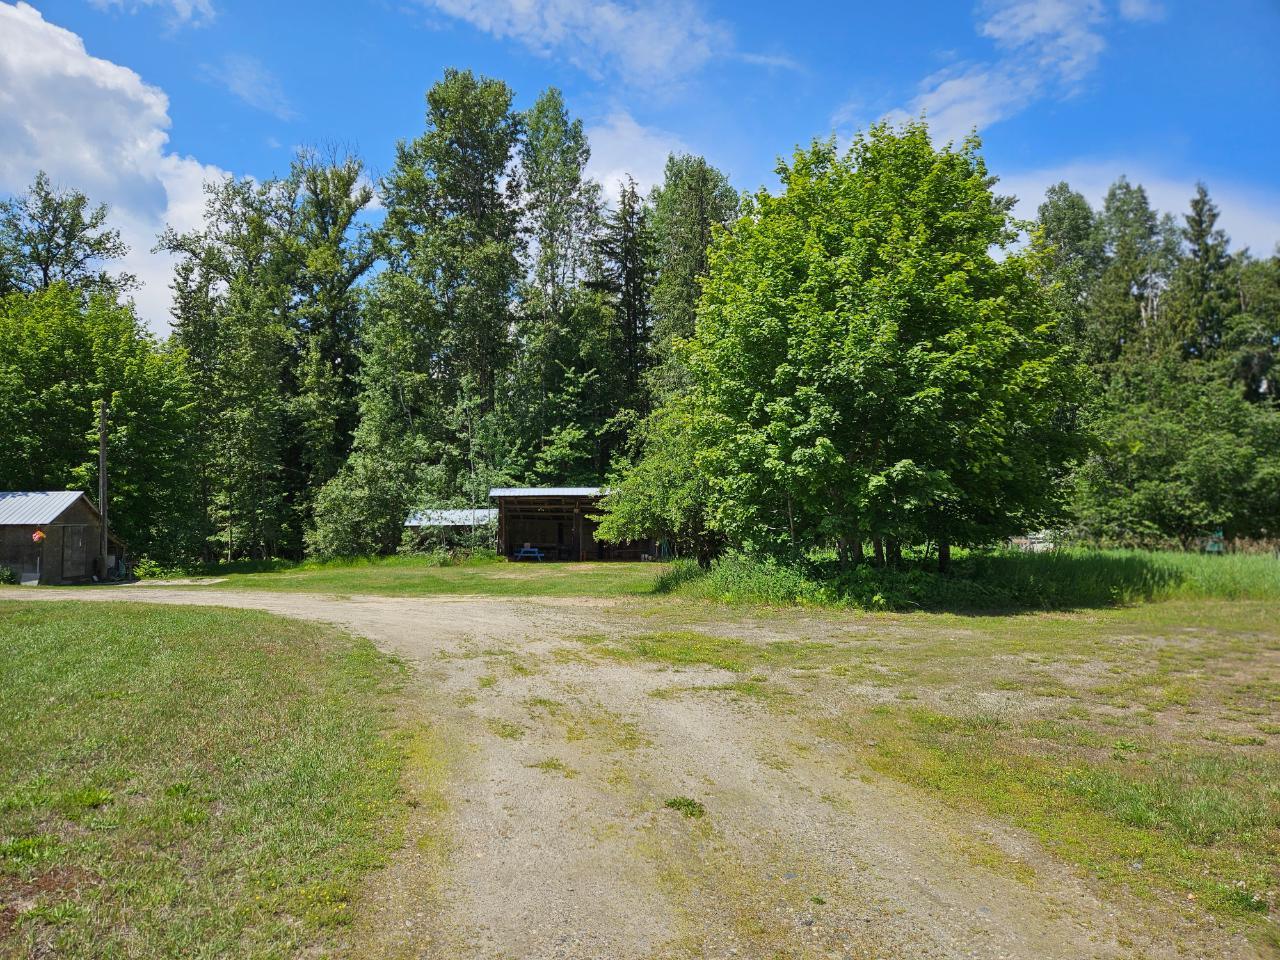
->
[664,797,706,819]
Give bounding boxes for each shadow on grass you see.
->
[659,549,1280,614]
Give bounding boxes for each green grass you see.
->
[664,548,1280,611]
[840,705,1279,920]
[0,601,415,958]
[664,797,706,819]
[201,555,666,598]
[126,547,1280,614]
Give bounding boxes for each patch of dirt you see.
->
[9,586,1270,960]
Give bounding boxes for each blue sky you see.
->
[2,0,1278,330]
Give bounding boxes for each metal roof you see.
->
[0,491,92,525]
[488,487,602,498]
[405,507,498,527]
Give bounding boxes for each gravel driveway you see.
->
[8,587,1262,960]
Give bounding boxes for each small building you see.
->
[490,487,651,561]
[0,491,120,585]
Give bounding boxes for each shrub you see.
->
[0,566,18,585]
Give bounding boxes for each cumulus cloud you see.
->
[1000,161,1280,256]
[585,111,689,198]
[0,2,226,331]
[203,54,296,120]
[841,0,1162,144]
[416,0,732,88]
[87,0,216,29]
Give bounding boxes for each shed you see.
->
[0,491,120,585]
[489,487,651,561]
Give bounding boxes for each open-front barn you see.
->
[490,487,652,561]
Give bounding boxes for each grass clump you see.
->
[0,600,412,957]
[527,758,577,778]
[664,796,706,819]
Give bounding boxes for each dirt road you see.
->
[13,587,1262,960]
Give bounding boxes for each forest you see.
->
[1,67,1277,569]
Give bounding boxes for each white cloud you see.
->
[585,111,688,198]
[0,2,227,331]
[1000,161,1280,256]
[416,0,732,88]
[1117,0,1165,22]
[204,54,296,120]
[845,1,1152,144]
[87,0,215,28]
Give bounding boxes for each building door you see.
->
[62,525,89,579]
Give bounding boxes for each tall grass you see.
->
[663,548,1280,611]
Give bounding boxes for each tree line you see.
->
[0,69,1276,568]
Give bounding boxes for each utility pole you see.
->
[98,397,110,580]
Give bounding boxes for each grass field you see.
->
[0,602,419,959]
[200,555,664,598]
[157,548,1280,613]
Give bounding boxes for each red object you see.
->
[32,529,45,544]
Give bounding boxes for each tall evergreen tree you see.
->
[648,154,737,375]
[594,176,655,407]
[1165,183,1234,360]
[1086,177,1180,367]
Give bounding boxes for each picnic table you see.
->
[513,546,545,561]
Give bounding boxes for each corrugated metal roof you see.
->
[0,491,91,525]
[405,508,498,527]
[488,487,602,498]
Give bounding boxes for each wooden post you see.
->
[98,397,110,579]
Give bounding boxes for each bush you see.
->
[0,566,18,585]
[131,557,188,580]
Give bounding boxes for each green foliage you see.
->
[608,122,1088,564]
[1034,178,1280,546]
[161,152,376,561]
[0,171,135,298]
[0,285,199,561]
[1072,361,1280,546]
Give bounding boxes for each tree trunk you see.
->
[873,538,884,565]
[887,538,901,567]
[938,539,951,574]
[850,539,864,564]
